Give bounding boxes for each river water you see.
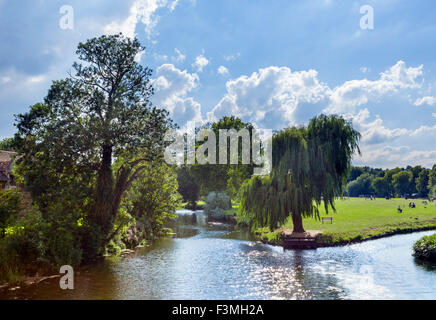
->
[1,210,435,300]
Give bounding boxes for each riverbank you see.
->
[0,274,62,294]
[2,218,435,299]
[257,225,436,247]
[0,230,169,290]
[4,198,433,291]
[0,246,148,292]
[252,198,436,247]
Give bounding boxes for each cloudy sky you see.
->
[1,0,436,168]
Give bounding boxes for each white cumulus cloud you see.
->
[223,53,241,61]
[104,0,179,39]
[206,61,435,168]
[414,96,436,107]
[217,66,229,76]
[172,48,186,63]
[192,54,209,73]
[208,66,330,128]
[326,61,423,114]
[355,145,436,168]
[152,64,202,126]
[0,76,11,84]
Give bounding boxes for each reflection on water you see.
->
[1,210,435,300]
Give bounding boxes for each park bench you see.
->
[321,217,333,224]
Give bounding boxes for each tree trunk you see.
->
[92,145,114,235]
[111,166,130,221]
[291,213,305,233]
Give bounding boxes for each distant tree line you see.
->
[346,165,436,198]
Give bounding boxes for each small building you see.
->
[0,150,16,189]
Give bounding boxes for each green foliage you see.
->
[240,115,360,232]
[254,227,283,243]
[392,171,412,196]
[0,138,17,151]
[348,166,384,182]
[105,239,127,256]
[0,188,22,238]
[348,167,365,182]
[80,223,105,262]
[416,169,430,198]
[190,116,254,197]
[189,164,228,196]
[413,233,436,262]
[347,173,375,197]
[409,166,424,194]
[14,34,173,260]
[345,165,435,199]
[213,116,255,198]
[13,131,95,217]
[372,176,389,197]
[254,197,436,246]
[121,161,181,246]
[204,191,232,220]
[176,166,199,206]
[226,165,253,200]
[429,165,436,197]
[384,168,402,196]
[0,239,21,283]
[0,209,83,283]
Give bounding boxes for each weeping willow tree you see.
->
[240,115,361,233]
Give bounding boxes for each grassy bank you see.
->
[252,198,436,246]
[413,233,436,262]
[180,200,206,210]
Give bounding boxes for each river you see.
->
[1,209,435,300]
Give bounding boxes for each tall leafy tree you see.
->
[348,167,365,182]
[384,168,402,197]
[15,103,95,216]
[190,116,254,197]
[121,161,182,241]
[212,116,254,199]
[409,165,423,194]
[176,166,200,206]
[0,189,22,238]
[371,176,389,197]
[392,171,412,196]
[428,165,436,197]
[14,34,173,257]
[416,169,430,198]
[347,173,375,197]
[240,115,360,233]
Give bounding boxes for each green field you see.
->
[255,198,436,245]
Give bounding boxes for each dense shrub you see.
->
[413,233,436,262]
[204,191,232,220]
[0,188,22,237]
[120,162,181,248]
[0,239,20,283]
[0,209,83,283]
[347,173,375,197]
[176,166,200,206]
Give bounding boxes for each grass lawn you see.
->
[253,198,436,245]
[180,200,206,209]
[224,202,240,216]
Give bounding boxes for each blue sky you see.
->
[1,0,436,168]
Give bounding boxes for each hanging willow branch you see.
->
[240,114,361,231]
